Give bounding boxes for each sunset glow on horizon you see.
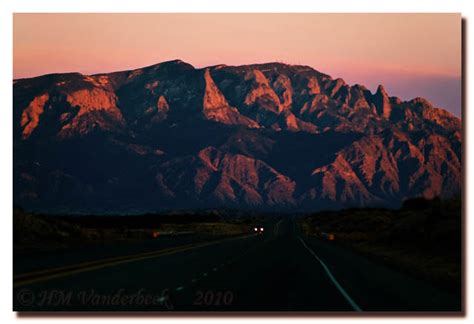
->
[13,13,462,116]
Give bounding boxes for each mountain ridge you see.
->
[13,59,462,213]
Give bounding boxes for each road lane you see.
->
[14,234,233,275]
[173,217,354,311]
[14,234,255,288]
[298,237,362,311]
[301,235,460,312]
[13,231,263,311]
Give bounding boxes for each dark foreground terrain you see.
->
[13,205,461,313]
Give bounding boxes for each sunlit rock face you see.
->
[13,60,461,213]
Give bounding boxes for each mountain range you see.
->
[13,60,462,213]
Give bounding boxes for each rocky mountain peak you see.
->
[376,84,388,96]
[373,84,392,119]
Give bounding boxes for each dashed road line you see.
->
[274,219,284,236]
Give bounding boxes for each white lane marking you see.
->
[175,286,184,291]
[157,296,167,303]
[274,219,283,236]
[298,237,362,312]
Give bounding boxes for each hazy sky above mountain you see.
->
[13,13,462,117]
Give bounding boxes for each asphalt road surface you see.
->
[13,217,461,313]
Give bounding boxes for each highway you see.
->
[13,217,461,312]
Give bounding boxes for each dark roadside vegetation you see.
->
[298,197,462,293]
[13,207,263,253]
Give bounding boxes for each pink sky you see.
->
[13,13,462,116]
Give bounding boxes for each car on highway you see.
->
[253,226,265,234]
